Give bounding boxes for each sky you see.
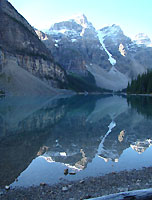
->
[9,0,152,40]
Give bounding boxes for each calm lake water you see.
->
[0,94,152,188]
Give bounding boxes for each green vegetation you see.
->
[127,70,152,94]
[67,72,111,93]
[127,95,152,119]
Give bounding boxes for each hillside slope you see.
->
[0,0,67,95]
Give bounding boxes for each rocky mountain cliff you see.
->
[0,0,68,95]
[37,14,152,91]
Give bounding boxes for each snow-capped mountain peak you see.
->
[133,33,152,47]
[35,14,152,92]
[99,24,123,38]
[47,13,95,38]
[70,13,92,29]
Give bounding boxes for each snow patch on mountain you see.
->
[80,27,85,36]
[73,14,93,36]
[71,39,77,42]
[69,13,93,28]
[48,28,78,37]
[97,31,116,65]
[55,39,60,43]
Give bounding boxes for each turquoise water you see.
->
[0,95,152,188]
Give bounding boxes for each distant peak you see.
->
[111,24,121,29]
[49,13,91,29]
[99,24,123,36]
[133,33,152,47]
[72,13,87,21]
[106,24,121,31]
[134,33,149,39]
[112,24,119,27]
[69,13,89,27]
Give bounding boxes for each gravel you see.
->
[1,167,152,200]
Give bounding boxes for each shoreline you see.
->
[1,166,152,200]
[127,93,152,97]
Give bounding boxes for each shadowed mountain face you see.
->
[0,0,67,95]
[1,95,152,188]
[36,15,152,91]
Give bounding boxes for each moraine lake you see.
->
[0,94,152,189]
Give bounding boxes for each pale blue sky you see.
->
[9,0,152,39]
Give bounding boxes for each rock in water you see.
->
[62,186,68,192]
[40,182,46,187]
[69,172,76,175]
[80,180,85,184]
[5,185,10,190]
[64,168,69,175]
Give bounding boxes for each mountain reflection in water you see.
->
[0,94,152,188]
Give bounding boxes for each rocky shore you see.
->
[1,167,152,200]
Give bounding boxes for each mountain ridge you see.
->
[1,1,152,93]
[36,14,152,91]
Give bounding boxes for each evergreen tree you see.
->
[127,70,152,94]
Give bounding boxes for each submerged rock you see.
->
[5,185,10,190]
[62,186,68,192]
[69,172,76,175]
[40,182,47,187]
[64,168,69,175]
[80,180,85,184]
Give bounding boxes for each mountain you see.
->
[133,33,152,47]
[36,15,108,91]
[36,14,152,91]
[0,0,68,95]
[36,14,111,92]
[1,0,152,93]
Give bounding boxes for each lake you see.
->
[0,94,152,189]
